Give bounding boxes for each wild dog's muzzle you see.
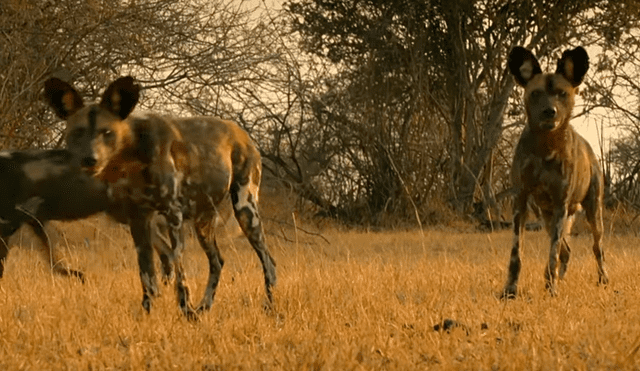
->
[80,156,99,174]
[538,107,559,130]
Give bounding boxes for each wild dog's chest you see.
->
[515,128,577,187]
[515,138,590,211]
[521,154,566,183]
[519,156,569,209]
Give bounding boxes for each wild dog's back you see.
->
[113,113,262,213]
[172,116,261,196]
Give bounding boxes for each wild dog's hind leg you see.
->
[541,211,572,280]
[558,238,571,280]
[28,220,85,282]
[0,220,21,278]
[583,183,609,285]
[0,234,9,278]
[544,206,570,296]
[231,180,277,303]
[149,215,176,284]
[558,215,574,280]
[540,210,572,287]
[194,217,224,313]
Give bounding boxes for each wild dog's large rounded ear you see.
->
[508,47,542,87]
[100,76,140,120]
[43,78,84,119]
[556,46,589,87]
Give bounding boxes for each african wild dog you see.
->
[44,76,277,319]
[502,46,609,298]
[0,148,182,284]
[0,149,107,281]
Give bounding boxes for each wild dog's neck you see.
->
[530,119,573,158]
[118,120,137,150]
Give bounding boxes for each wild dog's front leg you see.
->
[152,171,194,318]
[129,210,160,313]
[168,224,197,320]
[502,192,528,299]
[193,219,224,313]
[147,214,195,319]
[0,218,21,278]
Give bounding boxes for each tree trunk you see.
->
[452,68,515,214]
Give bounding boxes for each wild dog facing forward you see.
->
[502,46,608,298]
[44,77,277,319]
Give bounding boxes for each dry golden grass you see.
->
[1,213,640,370]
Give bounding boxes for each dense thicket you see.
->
[284,0,640,224]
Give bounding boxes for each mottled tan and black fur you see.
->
[44,77,276,319]
[502,46,608,298]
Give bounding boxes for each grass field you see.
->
[1,212,640,370]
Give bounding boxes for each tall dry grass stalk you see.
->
[0,216,639,369]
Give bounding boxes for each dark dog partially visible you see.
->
[0,148,184,285]
[0,149,108,281]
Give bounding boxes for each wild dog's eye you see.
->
[558,90,568,98]
[100,128,115,143]
[530,90,543,101]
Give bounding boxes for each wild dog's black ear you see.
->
[556,46,589,87]
[508,47,542,87]
[44,78,85,119]
[100,76,140,120]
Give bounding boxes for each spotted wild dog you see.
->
[0,149,108,281]
[502,46,609,298]
[44,76,277,319]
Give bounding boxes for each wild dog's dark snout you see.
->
[81,156,97,168]
[542,107,556,120]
